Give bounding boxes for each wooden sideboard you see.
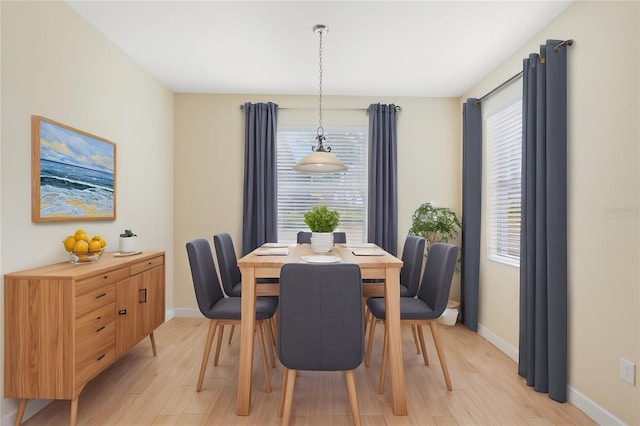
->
[4,251,166,426]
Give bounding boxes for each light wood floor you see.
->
[23,317,595,425]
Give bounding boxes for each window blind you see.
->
[277,128,368,243]
[486,99,522,266]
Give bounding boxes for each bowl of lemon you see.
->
[63,229,107,264]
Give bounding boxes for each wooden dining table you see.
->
[236,243,407,416]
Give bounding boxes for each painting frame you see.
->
[31,116,117,222]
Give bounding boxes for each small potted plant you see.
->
[304,205,340,252]
[119,229,138,253]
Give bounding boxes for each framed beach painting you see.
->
[31,116,117,222]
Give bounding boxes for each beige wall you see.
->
[0,1,174,420]
[173,94,461,310]
[461,2,639,424]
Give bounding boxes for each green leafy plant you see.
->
[304,205,340,233]
[409,203,461,251]
[119,229,137,238]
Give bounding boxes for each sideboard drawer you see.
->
[75,303,115,345]
[75,284,115,318]
[75,347,116,388]
[130,256,164,275]
[76,268,129,297]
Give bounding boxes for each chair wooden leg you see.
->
[411,325,420,354]
[344,370,362,426]
[197,320,218,392]
[363,304,370,336]
[256,321,272,393]
[268,317,277,347]
[417,324,429,365]
[278,367,289,417]
[281,368,297,426]
[214,324,224,366]
[365,315,377,367]
[228,324,235,344]
[378,324,388,395]
[429,321,452,391]
[264,321,276,368]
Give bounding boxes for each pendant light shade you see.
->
[294,24,347,174]
[293,150,347,173]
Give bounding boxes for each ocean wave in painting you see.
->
[40,159,114,218]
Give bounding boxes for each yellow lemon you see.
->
[100,239,107,248]
[77,254,90,262]
[63,235,76,252]
[88,240,102,254]
[92,235,107,248]
[73,240,89,254]
[74,229,89,242]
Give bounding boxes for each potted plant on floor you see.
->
[304,205,340,253]
[409,202,461,254]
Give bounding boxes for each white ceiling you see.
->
[66,0,572,97]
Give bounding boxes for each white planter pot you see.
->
[119,236,137,253]
[310,232,334,253]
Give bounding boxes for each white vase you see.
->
[310,232,334,253]
[119,236,137,253]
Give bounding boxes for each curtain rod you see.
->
[240,105,401,112]
[473,39,573,107]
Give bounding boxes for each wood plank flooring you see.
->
[23,317,595,425]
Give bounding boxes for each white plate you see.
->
[262,243,289,248]
[347,243,377,249]
[301,255,341,264]
[352,249,386,256]
[113,251,142,257]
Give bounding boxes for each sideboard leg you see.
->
[150,331,157,357]
[69,397,79,426]
[14,399,27,426]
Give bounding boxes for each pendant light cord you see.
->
[317,28,324,139]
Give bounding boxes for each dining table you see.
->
[236,242,407,416]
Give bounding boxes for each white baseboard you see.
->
[477,322,626,426]
[171,307,203,318]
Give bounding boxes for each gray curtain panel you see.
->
[242,102,278,255]
[367,104,398,256]
[461,99,482,332]
[518,40,568,403]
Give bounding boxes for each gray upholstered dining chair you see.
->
[365,243,458,393]
[213,232,278,347]
[364,235,426,358]
[277,263,364,426]
[186,238,277,393]
[296,231,347,244]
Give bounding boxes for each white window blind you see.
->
[277,127,368,243]
[486,98,522,266]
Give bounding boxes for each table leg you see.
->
[237,266,257,415]
[384,267,407,415]
[70,397,79,426]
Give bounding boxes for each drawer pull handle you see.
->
[118,309,127,315]
[96,293,107,299]
[96,326,106,332]
[97,354,106,361]
[96,316,102,320]
[103,275,108,280]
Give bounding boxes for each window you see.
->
[486,97,522,266]
[277,127,368,243]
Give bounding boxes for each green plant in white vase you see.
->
[119,229,138,253]
[304,205,340,252]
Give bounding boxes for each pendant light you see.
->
[293,25,347,173]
